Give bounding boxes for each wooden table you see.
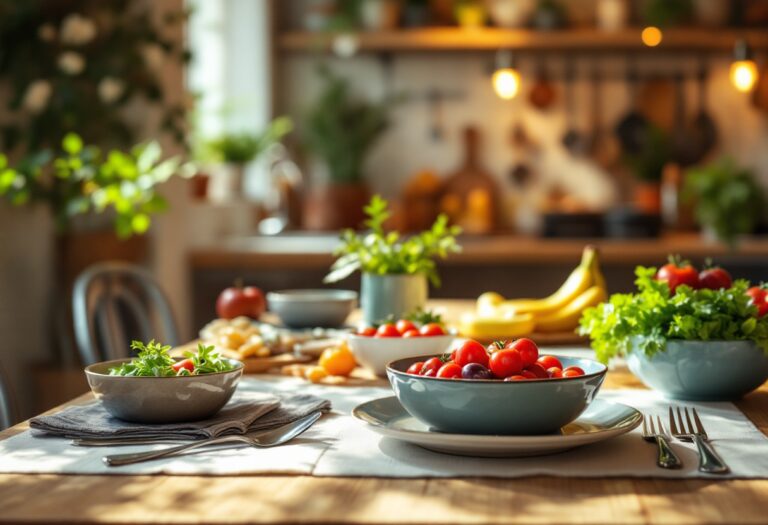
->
[1,369,767,524]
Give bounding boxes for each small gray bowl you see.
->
[85,359,244,423]
[627,339,768,401]
[267,289,357,328]
[387,355,606,435]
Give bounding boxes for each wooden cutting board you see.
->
[171,342,312,374]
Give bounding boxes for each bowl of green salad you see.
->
[85,340,244,423]
[579,261,768,401]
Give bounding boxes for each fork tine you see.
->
[656,416,666,436]
[648,415,656,434]
[642,415,648,435]
[669,407,679,435]
[676,406,687,433]
[684,407,695,435]
[692,408,708,439]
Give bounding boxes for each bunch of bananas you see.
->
[460,246,607,339]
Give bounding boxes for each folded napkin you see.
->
[30,392,331,441]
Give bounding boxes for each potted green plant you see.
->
[623,125,670,213]
[202,117,292,201]
[324,195,461,323]
[302,68,391,230]
[684,157,765,247]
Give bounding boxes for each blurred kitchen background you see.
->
[2,0,768,416]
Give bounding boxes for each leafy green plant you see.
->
[0,133,193,237]
[684,157,765,247]
[324,195,461,286]
[643,0,693,27]
[108,340,234,377]
[623,125,670,183]
[203,117,292,164]
[579,266,768,363]
[303,68,391,184]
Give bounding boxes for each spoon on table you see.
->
[102,411,324,467]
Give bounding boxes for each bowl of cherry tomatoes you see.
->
[386,338,607,435]
[347,319,453,376]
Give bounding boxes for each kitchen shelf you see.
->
[277,27,768,54]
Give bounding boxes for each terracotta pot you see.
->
[633,182,662,214]
[303,183,370,231]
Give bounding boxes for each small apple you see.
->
[216,284,265,319]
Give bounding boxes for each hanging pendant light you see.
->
[492,50,520,100]
[730,39,759,93]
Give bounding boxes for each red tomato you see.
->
[747,287,768,317]
[698,267,732,290]
[375,323,401,338]
[436,362,462,379]
[402,329,421,338]
[505,338,539,366]
[536,355,563,370]
[419,323,446,337]
[172,358,194,373]
[487,341,506,354]
[357,326,376,337]
[525,363,549,379]
[563,367,585,378]
[422,368,436,377]
[406,362,424,375]
[655,261,700,294]
[489,349,523,378]
[422,357,444,375]
[520,369,538,379]
[216,285,265,319]
[453,340,489,367]
[547,367,563,378]
[395,319,417,335]
[504,375,528,381]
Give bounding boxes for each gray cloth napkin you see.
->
[30,392,331,441]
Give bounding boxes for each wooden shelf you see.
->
[278,27,768,54]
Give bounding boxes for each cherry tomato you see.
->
[747,287,768,317]
[357,326,376,337]
[563,367,585,378]
[453,340,489,367]
[419,323,446,337]
[547,367,563,378]
[489,349,523,378]
[406,362,424,375]
[375,323,401,338]
[520,369,538,379]
[656,261,700,294]
[525,363,549,379]
[504,375,528,381]
[395,319,417,335]
[505,338,539,367]
[536,355,563,370]
[436,362,462,379]
[422,357,444,375]
[422,368,436,377]
[461,363,493,380]
[698,267,732,290]
[172,358,194,373]
[487,341,506,354]
[402,329,421,338]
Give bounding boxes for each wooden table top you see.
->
[1,368,767,524]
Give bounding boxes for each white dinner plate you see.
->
[352,397,642,458]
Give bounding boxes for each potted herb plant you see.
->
[302,68,391,230]
[684,157,765,247]
[324,195,461,323]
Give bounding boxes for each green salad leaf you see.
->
[578,266,768,363]
[108,340,235,377]
[184,344,236,374]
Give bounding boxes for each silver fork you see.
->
[102,411,323,467]
[669,406,729,474]
[641,414,682,469]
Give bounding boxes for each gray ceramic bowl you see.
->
[85,359,244,423]
[386,354,607,435]
[267,289,357,328]
[627,340,768,401]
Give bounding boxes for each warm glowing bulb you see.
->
[730,60,759,92]
[492,68,520,100]
[641,26,663,47]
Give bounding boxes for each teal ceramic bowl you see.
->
[627,340,768,401]
[386,355,607,435]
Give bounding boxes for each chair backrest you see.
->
[0,364,16,430]
[72,262,179,365]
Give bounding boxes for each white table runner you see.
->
[1,376,767,478]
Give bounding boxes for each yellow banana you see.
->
[497,246,600,316]
[534,285,607,333]
[459,312,536,340]
[476,291,505,316]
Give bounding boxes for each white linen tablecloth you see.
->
[0,376,767,478]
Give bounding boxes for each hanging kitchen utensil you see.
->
[561,62,589,156]
[615,64,650,155]
[754,62,768,114]
[426,88,445,142]
[528,59,557,110]
[688,64,718,163]
[588,66,620,169]
[672,72,699,167]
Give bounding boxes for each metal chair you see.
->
[72,262,179,365]
[0,364,17,430]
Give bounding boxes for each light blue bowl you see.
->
[627,340,768,401]
[386,355,606,435]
